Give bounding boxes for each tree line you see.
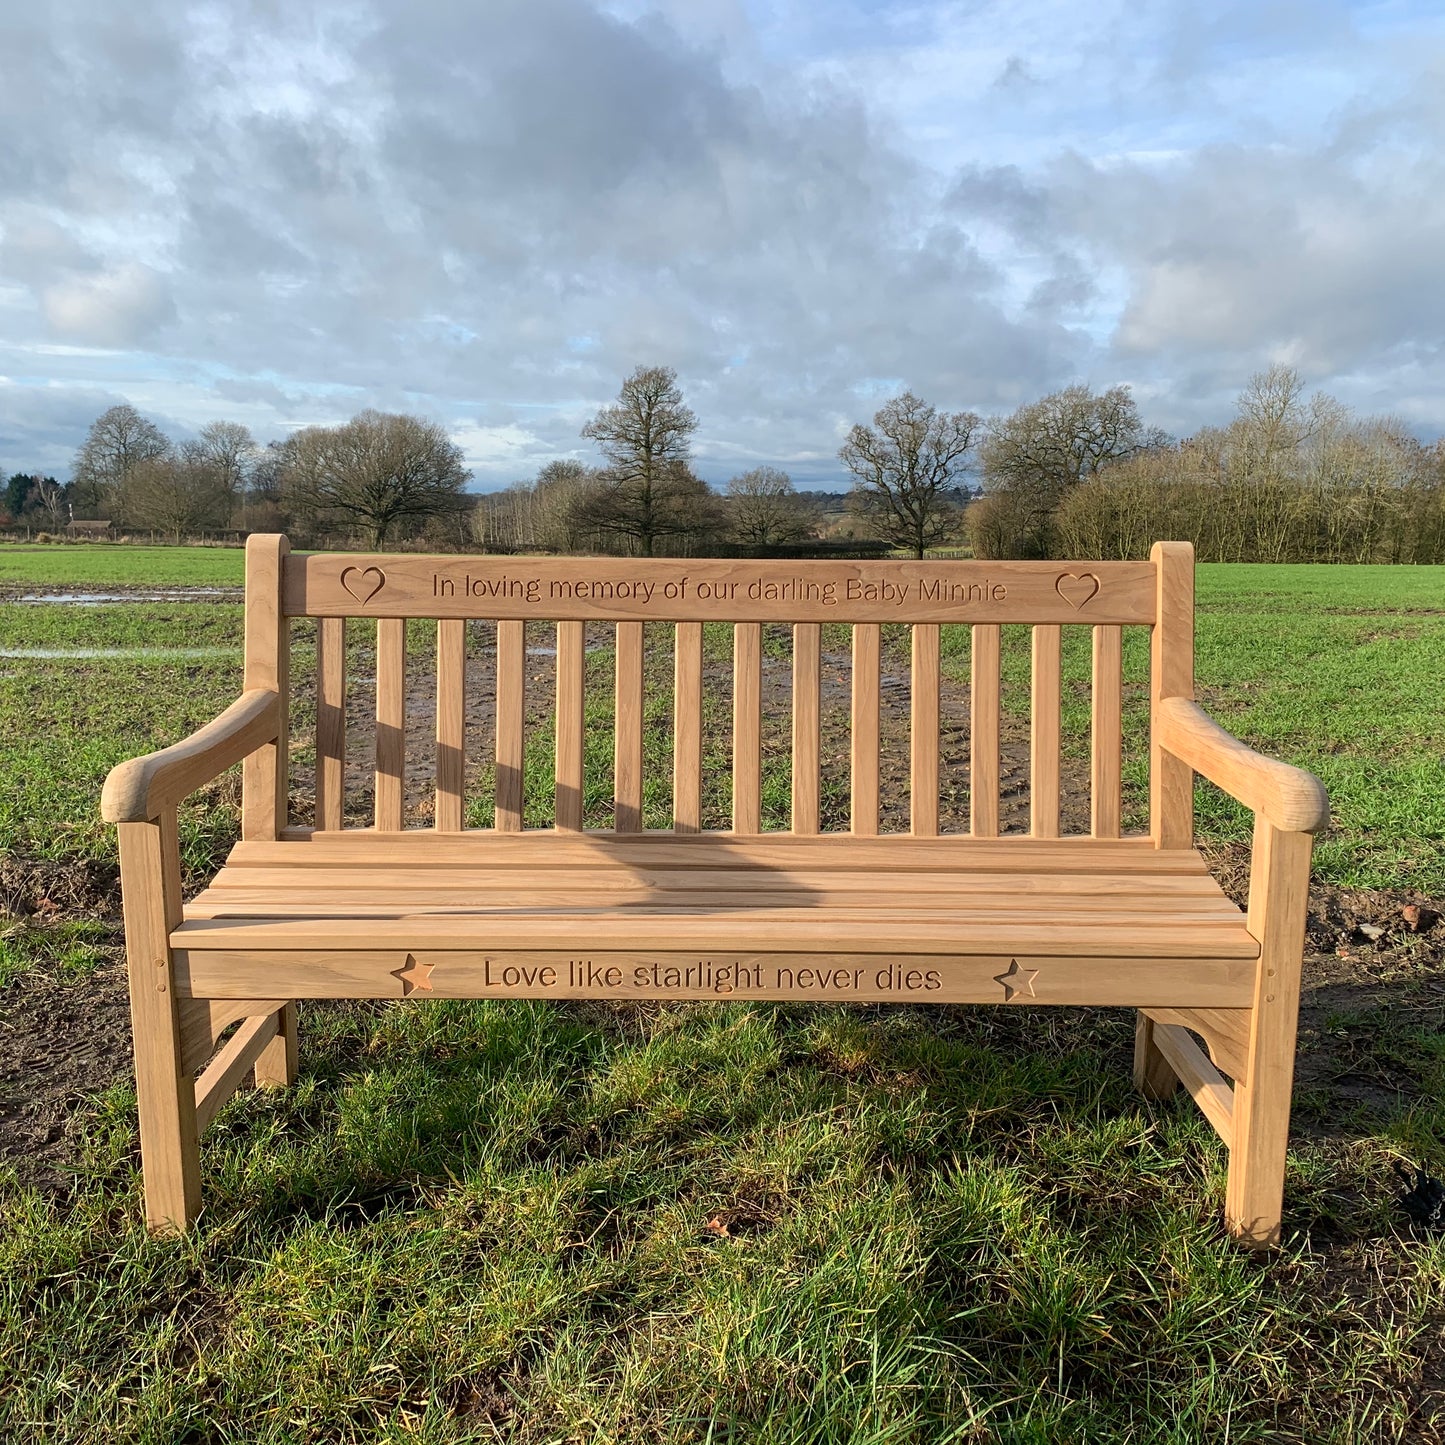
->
[973,366,1445,564]
[5,362,1442,561]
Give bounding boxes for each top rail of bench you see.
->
[281,553,1158,625]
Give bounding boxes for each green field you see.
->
[1,550,1442,1441]
[0,540,245,589]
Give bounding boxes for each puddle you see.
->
[12,590,239,604]
[0,647,239,660]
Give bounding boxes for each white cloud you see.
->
[41,263,175,348]
[0,0,1442,482]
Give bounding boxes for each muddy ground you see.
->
[2,622,1441,1204]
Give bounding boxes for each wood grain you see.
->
[176,948,1255,1007]
[851,623,880,836]
[555,621,585,831]
[614,622,645,832]
[1152,1021,1235,1146]
[910,624,940,837]
[495,620,525,831]
[1150,541,1195,849]
[733,623,762,834]
[673,622,703,833]
[1091,624,1122,840]
[1228,819,1315,1248]
[1157,697,1328,834]
[315,617,346,831]
[374,617,406,831]
[101,690,280,824]
[194,1013,280,1132]
[118,817,200,1232]
[242,534,290,840]
[285,553,1159,624]
[970,623,1000,838]
[792,622,821,835]
[435,619,466,831]
[1030,624,1061,838]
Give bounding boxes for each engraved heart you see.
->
[1054,571,1100,609]
[340,565,386,606]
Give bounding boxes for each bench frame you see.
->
[102,537,1327,1246]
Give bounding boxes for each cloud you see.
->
[42,262,176,347]
[0,0,1442,481]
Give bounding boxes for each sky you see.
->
[2,0,1444,491]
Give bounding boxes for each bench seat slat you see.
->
[174,910,1257,958]
[229,833,1208,872]
[203,867,1229,898]
[190,889,1242,919]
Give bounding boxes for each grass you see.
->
[0,541,245,589]
[1,549,1442,1441]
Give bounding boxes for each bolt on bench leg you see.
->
[252,1002,299,1087]
[1133,1012,1181,1099]
[1226,820,1313,1249]
[118,818,201,1233]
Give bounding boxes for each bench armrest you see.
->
[101,690,282,824]
[1156,696,1328,834]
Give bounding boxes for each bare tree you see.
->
[117,455,231,542]
[840,392,979,558]
[72,404,171,516]
[978,384,1162,558]
[282,410,471,547]
[580,366,718,555]
[33,476,68,528]
[726,466,815,549]
[187,420,257,525]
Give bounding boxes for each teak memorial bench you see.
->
[102,537,1328,1246]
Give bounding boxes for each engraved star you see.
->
[993,960,1039,1002]
[392,954,434,995]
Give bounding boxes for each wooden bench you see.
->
[102,536,1327,1246]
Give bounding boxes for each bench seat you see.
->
[171,834,1259,1007]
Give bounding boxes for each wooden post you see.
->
[1132,1013,1180,1099]
[241,534,290,841]
[1227,818,1313,1247]
[1150,541,1194,849]
[240,535,298,1087]
[252,1004,299,1089]
[1138,542,1195,1096]
[119,815,201,1232]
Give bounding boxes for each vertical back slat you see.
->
[1151,541,1196,848]
[851,623,880,835]
[615,622,644,832]
[969,623,1000,837]
[733,622,762,833]
[556,620,585,831]
[1030,624,1061,838]
[910,623,939,836]
[242,535,290,840]
[791,622,821,834]
[435,619,466,831]
[375,618,406,830]
[1091,624,1123,839]
[495,620,525,831]
[673,622,703,833]
[315,617,346,830]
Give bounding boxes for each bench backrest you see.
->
[241,536,1195,846]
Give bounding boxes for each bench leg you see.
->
[1133,1012,1180,1099]
[1225,822,1313,1249]
[119,819,202,1233]
[253,1002,299,1087]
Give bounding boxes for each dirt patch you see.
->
[0,956,133,1194]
